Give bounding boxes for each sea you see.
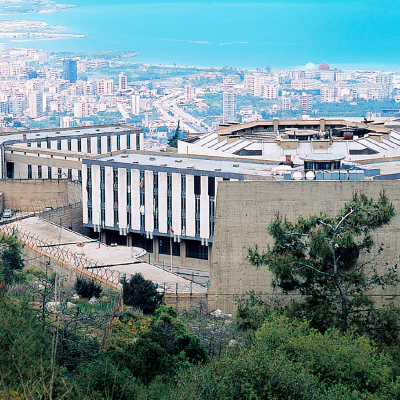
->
[1,0,400,71]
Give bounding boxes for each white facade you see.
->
[131,94,140,115]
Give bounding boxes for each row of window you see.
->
[27,133,141,154]
[27,165,81,181]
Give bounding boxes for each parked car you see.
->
[2,209,13,218]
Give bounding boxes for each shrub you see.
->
[75,277,102,298]
[121,273,163,314]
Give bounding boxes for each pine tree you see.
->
[247,191,400,340]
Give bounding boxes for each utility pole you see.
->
[170,226,174,272]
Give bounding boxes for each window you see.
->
[68,169,72,179]
[101,208,105,223]
[97,137,101,154]
[153,172,158,188]
[113,168,118,186]
[127,170,131,187]
[100,166,105,184]
[167,173,172,191]
[67,139,71,151]
[57,140,61,150]
[127,134,131,149]
[194,175,201,195]
[77,138,82,152]
[114,188,118,204]
[195,219,200,235]
[107,136,111,152]
[181,216,186,233]
[186,240,208,260]
[181,174,186,192]
[101,188,105,204]
[48,166,52,179]
[114,209,118,225]
[136,134,140,150]
[159,238,180,256]
[117,135,120,150]
[58,168,62,179]
[208,177,215,196]
[88,206,92,222]
[87,138,91,153]
[38,165,42,179]
[27,164,32,179]
[27,142,31,147]
[87,165,91,183]
[78,170,82,182]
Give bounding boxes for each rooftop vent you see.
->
[175,159,183,163]
[36,133,40,136]
[188,166,194,169]
[215,168,221,171]
[55,131,60,134]
[75,130,80,132]
[149,157,156,161]
[107,158,114,161]
[121,154,128,158]
[233,164,239,167]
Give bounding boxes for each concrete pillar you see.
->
[320,117,326,131]
[153,236,159,262]
[180,240,186,265]
[273,117,279,133]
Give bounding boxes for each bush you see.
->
[75,277,102,298]
[121,273,163,314]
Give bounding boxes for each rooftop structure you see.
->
[178,118,400,163]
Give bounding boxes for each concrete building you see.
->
[28,91,43,119]
[131,94,140,115]
[208,180,400,313]
[184,85,196,102]
[119,73,128,91]
[1,124,144,181]
[177,119,400,164]
[301,92,312,111]
[63,59,77,84]
[74,102,89,118]
[222,91,236,123]
[82,151,275,267]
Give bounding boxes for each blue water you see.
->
[1,0,400,70]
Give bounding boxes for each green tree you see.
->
[168,121,182,148]
[170,314,399,400]
[247,191,399,339]
[121,273,163,314]
[106,306,208,384]
[0,231,25,285]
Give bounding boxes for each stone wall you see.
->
[0,179,81,212]
[208,180,400,313]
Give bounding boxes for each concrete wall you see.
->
[208,180,400,313]
[0,179,82,212]
[40,202,89,236]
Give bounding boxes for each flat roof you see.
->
[300,153,346,162]
[88,151,276,178]
[0,124,140,147]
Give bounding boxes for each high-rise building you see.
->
[263,84,278,99]
[28,91,43,119]
[119,73,128,91]
[244,73,262,97]
[301,92,312,112]
[63,59,77,83]
[184,85,196,102]
[97,79,114,95]
[282,97,291,111]
[131,94,140,115]
[74,102,89,118]
[223,91,236,123]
